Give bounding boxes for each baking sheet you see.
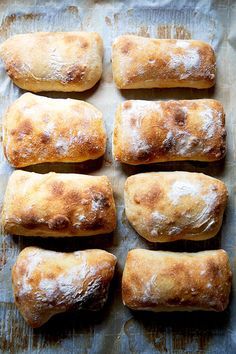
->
[0,0,236,353]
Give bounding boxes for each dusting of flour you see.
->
[168,180,201,205]
[200,106,223,139]
[121,100,159,155]
[168,42,200,79]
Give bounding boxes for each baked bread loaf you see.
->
[122,249,232,312]
[124,172,227,242]
[2,170,116,237]
[0,32,103,92]
[3,93,106,167]
[112,35,216,89]
[12,247,117,327]
[113,99,226,164]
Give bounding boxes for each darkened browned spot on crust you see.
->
[198,45,216,62]
[11,119,33,139]
[216,145,226,159]
[46,272,57,280]
[134,185,162,206]
[84,137,103,154]
[21,213,42,229]
[65,64,87,83]
[123,101,132,109]
[90,190,111,209]
[166,102,187,126]
[6,60,26,80]
[14,294,20,304]
[174,108,187,126]
[162,134,174,152]
[206,259,221,278]
[120,40,133,54]
[166,296,184,306]
[166,263,186,276]
[8,149,20,166]
[221,129,227,139]
[159,132,201,155]
[77,216,105,231]
[134,149,152,161]
[40,133,51,144]
[80,39,89,49]
[65,190,82,204]
[68,189,112,232]
[49,181,65,196]
[48,215,70,230]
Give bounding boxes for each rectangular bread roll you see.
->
[113,99,226,164]
[12,247,117,327]
[124,172,227,242]
[112,35,216,89]
[0,32,103,92]
[122,249,232,312]
[3,93,106,167]
[2,170,116,237]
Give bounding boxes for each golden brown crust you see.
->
[113,99,226,164]
[124,172,227,242]
[3,93,106,167]
[112,35,216,89]
[0,32,103,92]
[2,170,116,237]
[122,249,232,312]
[12,247,117,327]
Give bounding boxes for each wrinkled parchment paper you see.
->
[0,0,236,353]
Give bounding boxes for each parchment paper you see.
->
[0,0,236,353]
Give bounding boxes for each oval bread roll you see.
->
[113,99,226,164]
[12,247,117,327]
[3,93,106,167]
[122,249,232,312]
[0,32,103,92]
[112,35,216,89]
[2,170,116,237]
[124,172,227,242]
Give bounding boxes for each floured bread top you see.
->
[0,32,103,92]
[122,249,232,312]
[3,93,106,167]
[124,172,227,242]
[2,170,116,237]
[12,247,117,327]
[113,99,226,164]
[112,35,216,89]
